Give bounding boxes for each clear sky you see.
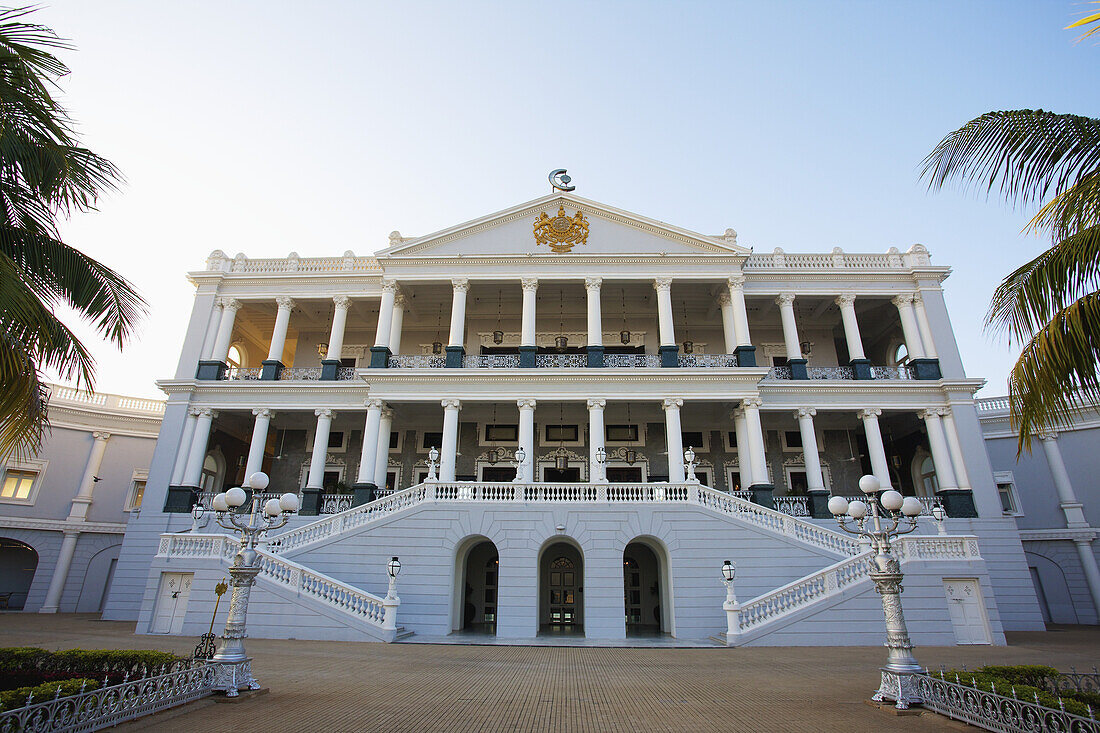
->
[36,1,1099,399]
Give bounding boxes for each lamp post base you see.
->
[872,669,923,710]
[213,658,260,697]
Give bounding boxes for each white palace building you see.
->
[102,188,1051,645]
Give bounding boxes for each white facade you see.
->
[104,191,1046,644]
[0,384,163,613]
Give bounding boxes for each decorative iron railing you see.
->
[604,354,661,368]
[223,367,262,380]
[0,661,214,732]
[767,366,793,379]
[915,671,1100,733]
[336,367,358,380]
[278,367,322,380]
[462,354,521,368]
[387,354,446,368]
[773,496,810,516]
[535,353,588,368]
[808,366,856,380]
[870,365,914,380]
[1050,668,1100,695]
[677,354,738,367]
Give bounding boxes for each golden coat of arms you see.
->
[533,205,589,253]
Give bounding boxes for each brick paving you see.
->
[2,614,1098,732]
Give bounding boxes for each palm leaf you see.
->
[921,110,1100,209]
[1067,1,1100,42]
[1008,291,1100,453]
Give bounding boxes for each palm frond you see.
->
[921,110,1100,209]
[1027,171,1100,241]
[1008,291,1100,454]
[987,225,1100,341]
[1067,1,1100,42]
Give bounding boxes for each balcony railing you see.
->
[220,366,355,380]
[463,354,520,368]
[604,353,661,367]
[224,367,263,380]
[678,354,738,367]
[767,365,915,380]
[278,367,322,380]
[535,353,588,368]
[388,354,446,368]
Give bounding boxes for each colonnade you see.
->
[196,279,943,378]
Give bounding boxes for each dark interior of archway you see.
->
[624,542,661,635]
[462,541,498,634]
[0,539,38,610]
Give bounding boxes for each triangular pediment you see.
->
[376,193,748,259]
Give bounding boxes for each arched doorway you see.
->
[539,541,583,635]
[0,538,39,610]
[453,538,498,635]
[623,540,672,636]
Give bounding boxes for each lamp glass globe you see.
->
[224,487,247,508]
[858,475,881,495]
[248,472,270,491]
[263,498,282,517]
[279,492,299,512]
[901,497,924,517]
[847,499,868,519]
[881,490,904,511]
[827,496,850,516]
[212,493,229,512]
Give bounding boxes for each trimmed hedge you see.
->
[0,678,100,712]
[0,648,186,693]
[941,666,1097,718]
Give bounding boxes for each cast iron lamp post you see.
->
[828,474,924,709]
[209,471,299,696]
[426,446,439,482]
[594,446,607,483]
[513,446,526,483]
[721,560,740,644]
[684,446,699,483]
[931,503,948,536]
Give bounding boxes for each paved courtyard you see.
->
[2,614,1098,732]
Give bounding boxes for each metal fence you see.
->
[0,662,215,732]
[915,672,1099,733]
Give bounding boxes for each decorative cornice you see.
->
[0,516,127,535]
[1018,528,1097,542]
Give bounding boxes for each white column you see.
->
[373,407,394,488]
[795,408,825,492]
[388,294,405,355]
[307,409,336,490]
[38,530,79,614]
[182,408,217,487]
[374,280,397,349]
[912,293,939,358]
[203,300,224,360]
[893,294,926,360]
[588,399,606,483]
[654,278,676,347]
[1040,433,1089,526]
[941,408,971,490]
[728,275,752,349]
[209,298,241,363]
[356,400,384,485]
[718,292,736,354]
[439,400,462,482]
[741,398,769,486]
[171,411,198,486]
[448,279,469,348]
[858,408,893,491]
[585,278,603,348]
[520,278,538,347]
[517,399,536,483]
[67,432,111,520]
[732,409,752,490]
[245,409,273,479]
[775,293,802,362]
[834,294,866,361]
[327,295,351,362]
[1073,540,1100,621]
[663,399,685,483]
[919,408,958,491]
[266,297,295,363]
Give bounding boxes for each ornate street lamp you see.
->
[684,446,698,483]
[513,446,526,482]
[593,445,607,483]
[555,335,569,352]
[431,341,443,355]
[682,340,694,354]
[317,341,329,359]
[620,330,631,344]
[555,454,569,472]
[721,560,740,644]
[486,448,500,465]
[209,472,299,696]
[387,556,401,599]
[190,502,207,533]
[492,330,504,345]
[828,475,924,709]
[931,503,947,535]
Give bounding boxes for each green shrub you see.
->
[0,648,186,692]
[941,668,1094,718]
[977,664,1060,688]
[0,678,99,712]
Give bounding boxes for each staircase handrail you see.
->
[157,533,389,628]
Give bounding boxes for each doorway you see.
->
[0,538,38,610]
[151,572,193,634]
[540,541,583,635]
[543,467,581,482]
[458,540,498,635]
[623,541,665,636]
[607,466,643,482]
[481,466,514,482]
[943,578,992,644]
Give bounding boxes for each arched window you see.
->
[227,345,243,369]
[892,342,910,366]
[201,455,220,492]
[918,456,938,496]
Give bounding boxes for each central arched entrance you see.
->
[0,538,39,610]
[624,539,673,637]
[539,541,583,635]
[454,538,499,635]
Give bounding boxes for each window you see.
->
[993,472,1021,516]
[606,424,638,443]
[772,356,789,367]
[918,456,939,496]
[545,424,578,443]
[420,432,443,451]
[227,345,242,369]
[327,431,344,449]
[388,431,399,450]
[126,477,147,511]
[681,431,705,451]
[783,430,803,450]
[725,431,738,450]
[340,357,357,368]
[1,470,36,501]
[484,424,518,443]
[893,342,910,366]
